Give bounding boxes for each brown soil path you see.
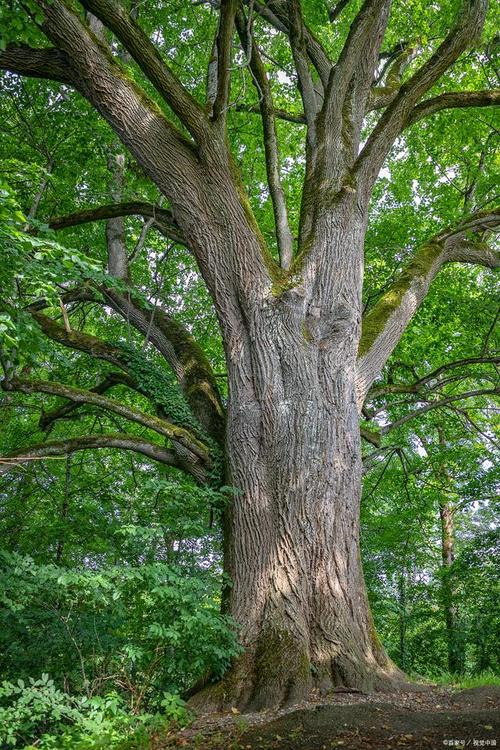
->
[156,686,499,749]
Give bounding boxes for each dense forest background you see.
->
[0,0,498,747]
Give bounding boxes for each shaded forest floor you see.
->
[155,685,499,749]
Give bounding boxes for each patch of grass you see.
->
[412,671,500,689]
[453,672,500,689]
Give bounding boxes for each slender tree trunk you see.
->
[398,572,407,672]
[435,427,463,675]
[439,499,462,674]
[55,456,71,564]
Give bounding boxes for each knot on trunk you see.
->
[304,302,357,346]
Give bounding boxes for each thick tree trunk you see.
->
[192,264,404,711]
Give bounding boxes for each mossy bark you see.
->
[191,294,404,713]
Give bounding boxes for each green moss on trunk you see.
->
[359,241,443,358]
[250,627,312,710]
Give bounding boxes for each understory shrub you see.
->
[1,551,240,694]
[0,675,191,748]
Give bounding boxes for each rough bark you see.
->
[0,0,495,714]
[192,227,404,711]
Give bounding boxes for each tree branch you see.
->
[29,303,221,439]
[250,1,332,86]
[367,355,500,400]
[406,89,500,127]
[360,386,499,448]
[30,310,135,371]
[329,0,352,23]
[356,208,500,405]
[286,0,320,147]
[285,0,324,245]
[38,372,137,431]
[30,296,225,443]
[211,0,237,123]
[97,290,226,441]
[3,377,210,463]
[0,44,72,84]
[79,0,209,142]
[380,388,500,434]
[235,10,294,268]
[17,0,204,222]
[295,0,391,253]
[235,102,306,124]
[323,0,391,128]
[367,44,417,112]
[0,433,194,477]
[355,0,488,197]
[47,201,186,246]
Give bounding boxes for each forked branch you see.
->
[356,208,500,405]
[79,0,209,142]
[3,378,210,463]
[355,0,488,196]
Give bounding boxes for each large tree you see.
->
[0,0,498,710]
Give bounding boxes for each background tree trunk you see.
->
[435,428,463,675]
[439,499,463,674]
[398,572,407,672]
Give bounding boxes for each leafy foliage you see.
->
[0,0,498,744]
[0,675,188,749]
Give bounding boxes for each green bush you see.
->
[0,675,84,748]
[0,677,192,749]
[0,552,241,714]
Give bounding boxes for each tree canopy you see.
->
[0,0,498,745]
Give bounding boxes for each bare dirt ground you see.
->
[155,685,500,749]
